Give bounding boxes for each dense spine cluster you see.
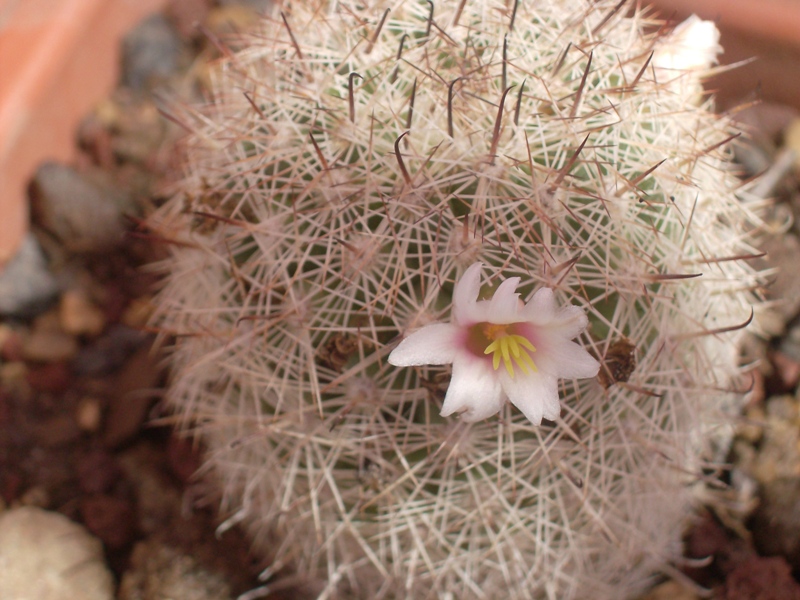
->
[150,1,767,597]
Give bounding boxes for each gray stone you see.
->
[752,477,800,569]
[119,540,233,600]
[219,0,272,11]
[122,14,183,92]
[0,234,59,317]
[749,229,800,344]
[30,162,127,252]
[72,325,148,375]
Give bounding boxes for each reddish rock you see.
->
[167,0,212,38]
[102,344,161,448]
[1,329,25,362]
[166,435,202,484]
[31,414,82,447]
[81,494,136,550]
[723,556,800,600]
[26,361,72,394]
[76,450,123,495]
[1,472,22,504]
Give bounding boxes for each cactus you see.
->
[149,0,768,597]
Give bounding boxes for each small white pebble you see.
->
[0,507,114,600]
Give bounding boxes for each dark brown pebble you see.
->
[81,494,136,549]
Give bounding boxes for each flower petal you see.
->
[521,287,556,323]
[388,323,460,366]
[489,277,522,321]
[501,371,561,425]
[440,357,505,422]
[653,15,721,73]
[453,263,483,325]
[546,305,589,339]
[535,337,600,379]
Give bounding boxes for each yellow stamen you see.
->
[484,334,537,377]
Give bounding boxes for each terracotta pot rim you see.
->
[0,0,167,265]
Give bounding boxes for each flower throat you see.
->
[480,323,537,377]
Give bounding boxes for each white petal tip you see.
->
[386,323,459,367]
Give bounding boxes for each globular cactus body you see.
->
[151,0,766,597]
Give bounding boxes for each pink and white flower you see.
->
[388,263,600,425]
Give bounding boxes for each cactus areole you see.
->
[150,0,767,597]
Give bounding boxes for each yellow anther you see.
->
[484,334,537,377]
